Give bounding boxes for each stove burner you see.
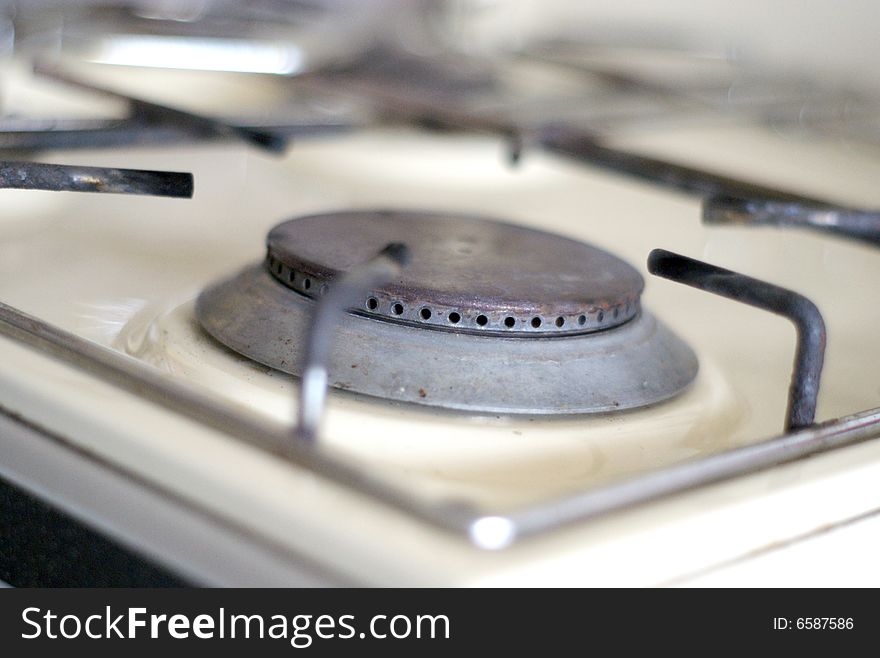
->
[196,210,698,414]
[266,210,643,335]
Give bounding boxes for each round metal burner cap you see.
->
[266,210,644,335]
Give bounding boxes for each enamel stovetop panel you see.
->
[2,75,880,583]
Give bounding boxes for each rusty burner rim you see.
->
[265,209,644,337]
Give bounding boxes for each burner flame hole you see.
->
[476,314,488,327]
[303,278,311,290]
[504,316,516,328]
[419,308,432,320]
[392,303,404,315]
[555,317,565,327]
[366,297,378,311]
[531,317,542,328]
[578,315,586,325]
[448,312,461,324]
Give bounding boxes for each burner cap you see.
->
[266,210,643,335]
[196,209,698,415]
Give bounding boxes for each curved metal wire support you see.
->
[536,125,827,203]
[703,195,880,247]
[3,292,880,548]
[500,406,880,543]
[296,242,410,444]
[648,249,825,431]
[33,62,289,154]
[0,117,355,153]
[0,161,193,197]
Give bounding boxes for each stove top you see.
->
[2,3,880,586]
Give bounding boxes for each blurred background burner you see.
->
[3,1,880,155]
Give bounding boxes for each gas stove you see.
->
[2,2,880,587]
